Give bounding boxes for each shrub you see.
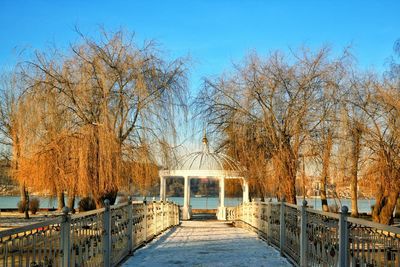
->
[17,200,27,213]
[29,198,40,214]
[78,197,96,212]
[328,204,339,213]
[117,195,129,204]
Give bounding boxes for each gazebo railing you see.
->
[228,201,400,267]
[0,200,180,267]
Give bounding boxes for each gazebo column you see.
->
[217,177,226,220]
[182,176,191,220]
[159,176,166,201]
[243,179,250,203]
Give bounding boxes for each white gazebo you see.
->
[159,135,249,220]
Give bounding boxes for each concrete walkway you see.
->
[122,221,291,267]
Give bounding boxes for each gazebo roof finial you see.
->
[202,129,210,153]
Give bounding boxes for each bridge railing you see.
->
[227,201,400,267]
[0,199,180,267]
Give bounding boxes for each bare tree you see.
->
[0,73,31,217]
[197,48,348,204]
[343,82,365,217]
[353,76,400,224]
[310,79,343,212]
[318,128,334,212]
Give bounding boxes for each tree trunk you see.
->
[320,183,329,212]
[372,190,399,224]
[92,125,103,209]
[372,189,383,222]
[24,189,29,219]
[95,189,118,208]
[57,191,65,210]
[20,183,26,203]
[395,197,400,218]
[67,195,75,213]
[284,158,297,204]
[278,161,297,204]
[350,178,358,217]
[278,141,298,205]
[320,161,328,212]
[16,139,27,213]
[320,131,333,212]
[285,175,297,204]
[350,126,361,217]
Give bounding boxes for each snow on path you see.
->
[122,220,291,267]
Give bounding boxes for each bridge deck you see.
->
[122,221,290,267]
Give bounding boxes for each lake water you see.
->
[0,196,78,209]
[0,195,375,213]
[167,197,375,213]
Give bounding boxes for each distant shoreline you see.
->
[0,185,19,196]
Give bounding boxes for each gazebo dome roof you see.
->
[174,135,243,172]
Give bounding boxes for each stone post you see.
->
[103,199,111,267]
[143,201,148,241]
[300,200,308,267]
[161,201,165,230]
[153,201,157,235]
[175,204,179,225]
[258,202,262,230]
[339,206,349,267]
[279,200,286,256]
[266,202,271,244]
[60,207,71,267]
[166,202,170,228]
[127,196,133,254]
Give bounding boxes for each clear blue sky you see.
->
[1,0,399,93]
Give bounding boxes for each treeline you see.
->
[0,30,188,209]
[1,29,399,224]
[0,159,13,185]
[165,178,241,197]
[196,45,400,224]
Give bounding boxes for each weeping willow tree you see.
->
[360,78,400,224]
[220,122,276,199]
[0,83,32,217]
[2,29,187,208]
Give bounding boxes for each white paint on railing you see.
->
[229,201,400,267]
[0,200,180,267]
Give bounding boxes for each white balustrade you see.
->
[0,200,180,267]
[228,200,400,267]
